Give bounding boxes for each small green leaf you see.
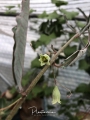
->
[31,57,41,68]
[79,59,90,70]
[22,70,34,86]
[31,33,56,50]
[47,11,59,20]
[27,93,33,100]
[0,98,7,108]
[59,16,66,23]
[29,9,36,14]
[38,11,48,18]
[76,21,86,28]
[39,33,56,44]
[31,40,42,50]
[75,83,90,93]
[5,6,15,10]
[52,0,68,7]
[10,86,16,94]
[32,86,43,97]
[60,9,78,19]
[64,45,77,57]
[44,86,54,96]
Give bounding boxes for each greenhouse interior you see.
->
[0,0,90,120]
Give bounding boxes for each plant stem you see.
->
[0,98,22,112]
[5,33,80,120]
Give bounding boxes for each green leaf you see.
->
[31,40,42,50]
[76,21,86,28]
[38,11,48,18]
[64,45,77,57]
[39,11,59,20]
[79,59,90,70]
[31,57,41,68]
[10,86,17,94]
[38,10,60,20]
[22,70,34,86]
[12,0,30,90]
[60,9,78,19]
[31,33,56,49]
[22,69,42,86]
[75,83,90,93]
[44,86,54,96]
[47,11,59,20]
[32,86,43,97]
[59,16,66,23]
[51,0,68,7]
[39,33,56,44]
[22,70,33,81]
[29,9,36,14]
[5,6,15,10]
[0,98,7,108]
[27,93,33,100]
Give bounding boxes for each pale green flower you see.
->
[52,85,61,104]
[39,54,50,66]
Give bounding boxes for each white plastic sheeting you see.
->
[0,0,90,93]
[0,0,90,15]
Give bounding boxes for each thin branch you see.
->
[0,98,22,112]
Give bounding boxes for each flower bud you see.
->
[52,85,61,104]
